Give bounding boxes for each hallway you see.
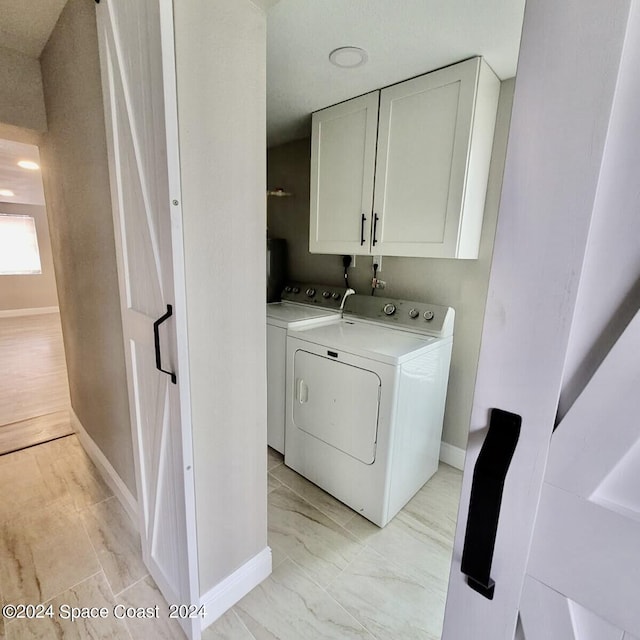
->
[0,434,190,639]
[0,313,72,454]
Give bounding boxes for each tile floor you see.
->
[205,448,462,640]
[0,434,182,640]
[0,439,461,640]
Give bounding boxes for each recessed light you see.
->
[18,160,39,170]
[329,47,368,69]
[0,189,15,197]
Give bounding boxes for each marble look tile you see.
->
[267,534,288,571]
[0,501,100,606]
[267,474,281,494]
[203,609,255,640]
[118,576,185,640]
[400,464,462,543]
[327,546,448,640]
[81,497,148,596]
[266,448,283,472]
[235,559,374,640]
[0,448,68,524]
[268,486,363,588]
[34,436,112,510]
[345,511,453,585]
[4,572,129,640]
[270,464,356,526]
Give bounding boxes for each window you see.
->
[0,214,42,275]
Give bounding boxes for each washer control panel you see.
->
[343,295,455,337]
[281,282,348,310]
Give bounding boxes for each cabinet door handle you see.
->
[372,213,379,246]
[360,214,367,246]
[153,304,177,384]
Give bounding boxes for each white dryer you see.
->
[285,294,454,527]
[266,283,349,453]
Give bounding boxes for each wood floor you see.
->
[0,313,72,454]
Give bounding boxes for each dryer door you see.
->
[292,349,381,464]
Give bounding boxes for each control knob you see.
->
[292,287,300,294]
[408,308,419,319]
[331,292,341,300]
[383,303,396,316]
[322,291,331,298]
[305,288,316,297]
[423,310,434,321]
[284,286,292,293]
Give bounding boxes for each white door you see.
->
[96,1,199,638]
[292,349,380,464]
[442,0,637,638]
[520,309,640,639]
[309,91,379,255]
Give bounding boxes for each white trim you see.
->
[70,409,138,526]
[439,441,466,471]
[0,306,59,318]
[200,547,272,631]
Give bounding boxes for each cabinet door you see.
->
[310,92,379,255]
[373,58,495,258]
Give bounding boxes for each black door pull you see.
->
[372,213,379,246]
[360,213,367,246]
[461,408,521,599]
[153,304,177,384]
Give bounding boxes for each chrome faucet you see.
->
[340,288,356,311]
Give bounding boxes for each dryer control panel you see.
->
[343,295,455,337]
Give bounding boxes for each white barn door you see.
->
[442,0,638,638]
[520,308,640,639]
[96,1,199,638]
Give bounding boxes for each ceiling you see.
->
[0,0,526,177]
[0,0,67,58]
[0,140,45,206]
[267,0,526,147]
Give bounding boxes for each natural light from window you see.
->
[0,214,42,275]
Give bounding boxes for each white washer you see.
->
[285,294,454,527]
[266,282,349,453]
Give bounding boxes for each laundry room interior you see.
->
[265,1,520,484]
[262,1,524,636]
[0,0,539,637]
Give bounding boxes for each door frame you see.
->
[442,0,634,638]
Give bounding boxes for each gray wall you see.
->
[267,78,515,451]
[174,0,268,594]
[39,0,135,495]
[0,202,58,311]
[0,45,46,133]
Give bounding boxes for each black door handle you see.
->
[153,304,177,384]
[372,213,379,246]
[460,408,521,599]
[360,213,367,246]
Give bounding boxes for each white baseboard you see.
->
[439,441,466,470]
[70,409,138,526]
[200,547,272,631]
[0,306,59,318]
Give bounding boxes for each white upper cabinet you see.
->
[310,58,500,259]
[309,91,379,255]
